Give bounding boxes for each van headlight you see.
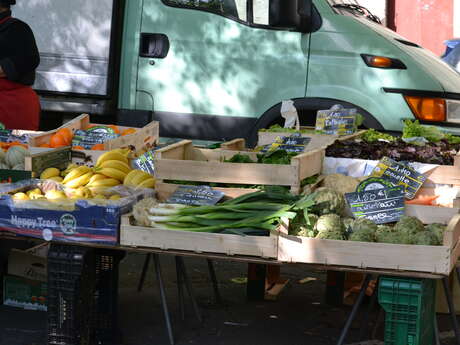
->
[446,99,460,123]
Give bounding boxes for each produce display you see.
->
[33,148,155,200]
[327,121,460,165]
[133,189,311,235]
[41,125,136,149]
[0,145,28,170]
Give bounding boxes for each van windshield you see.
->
[326,0,381,24]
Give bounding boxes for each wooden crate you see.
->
[153,140,325,194]
[28,114,159,167]
[257,127,365,151]
[120,184,283,258]
[277,204,460,276]
[29,114,159,150]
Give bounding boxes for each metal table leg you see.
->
[175,256,186,321]
[336,274,372,345]
[442,277,460,345]
[153,254,175,345]
[434,316,441,345]
[359,276,380,341]
[207,259,223,304]
[178,257,202,324]
[137,253,151,292]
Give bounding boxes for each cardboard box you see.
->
[8,246,47,282]
[3,275,47,311]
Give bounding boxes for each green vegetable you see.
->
[375,225,401,244]
[402,120,445,143]
[349,218,377,242]
[361,129,396,142]
[445,133,460,144]
[311,187,346,216]
[224,154,255,163]
[259,124,320,134]
[425,223,446,245]
[395,216,425,244]
[315,214,345,240]
[413,231,439,246]
[257,149,297,165]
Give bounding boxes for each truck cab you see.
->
[15,0,460,142]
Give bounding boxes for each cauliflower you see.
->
[343,217,354,232]
[425,223,446,245]
[312,187,346,216]
[290,214,318,238]
[349,218,377,242]
[395,216,425,244]
[322,174,360,194]
[413,231,439,246]
[315,214,345,240]
[375,225,401,244]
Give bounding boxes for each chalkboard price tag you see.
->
[315,107,357,135]
[0,169,32,184]
[371,157,426,200]
[345,186,405,224]
[132,150,157,175]
[261,134,311,153]
[167,185,225,206]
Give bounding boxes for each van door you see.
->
[135,0,309,140]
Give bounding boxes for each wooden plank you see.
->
[277,234,451,275]
[194,148,258,161]
[405,204,460,225]
[444,214,460,249]
[105,120,159,150]
[155,159,297,185]
[221,138,247,151]
[154,182,259,202]
[294,148,325,180]
[120,215,278,258]
[424,166,460,185]
[155,140,191,160]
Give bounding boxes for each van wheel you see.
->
[247,98,383,146]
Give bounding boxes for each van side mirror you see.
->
[269,0,312,33]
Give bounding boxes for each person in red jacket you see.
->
[0,0,40,130]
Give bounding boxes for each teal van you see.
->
[15,0,460,142]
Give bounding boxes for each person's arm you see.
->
[0,22,39,82]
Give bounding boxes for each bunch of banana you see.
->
[124,169,155,189]
[40,167,63,183]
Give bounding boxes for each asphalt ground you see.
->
[0,252,457,345]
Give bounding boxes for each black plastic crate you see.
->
[47,244,96,345]
[92,249,125,344]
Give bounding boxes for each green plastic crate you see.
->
[378,277,436,345]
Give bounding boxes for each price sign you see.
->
[132,150,157,175]
[261,134,311,153]
[0,130,28,144]
[167,185,225,206]
[371,157,426,200]
[345,186,405,224]
[315,107,357,135]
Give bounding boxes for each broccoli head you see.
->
[315,214,345,240]
[394,216,425,244]
[290,214,319,238]
[348,218,377,242]
[312,187,346,216]
[413,231,439,246]
[425,223,446,245]
[375,225,401,244]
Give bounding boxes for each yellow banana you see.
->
[65,171,94,189]
[70,187,92,199]
[135,178,156,189]
[62,165,91,183]
[98,168,126,182]
[96,160,131,174]
[131,171,152,186]
[48,176,63,183]
[88,186,109,196]
[112,148,131,156]
[96,151,129,166]
[123,170,142,186]
[87,174,106,185]
[87,178,120,188]
[40,167,60,179]
[109,194,121,200]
